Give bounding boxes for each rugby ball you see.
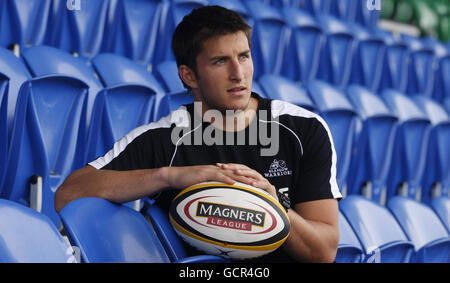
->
[169,181,290,259]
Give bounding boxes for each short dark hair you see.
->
[172,5,252,90]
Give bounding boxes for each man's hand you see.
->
[215,163,279,202]
[166,164,260,190]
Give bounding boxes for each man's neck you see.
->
[193,97,259,132]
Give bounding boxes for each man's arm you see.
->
[282,199,339,263]
[54,164,255,212]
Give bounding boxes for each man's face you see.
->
[189,31,254,113]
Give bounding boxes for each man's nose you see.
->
[229,59,243,82]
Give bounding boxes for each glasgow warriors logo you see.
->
[264,159,292,178]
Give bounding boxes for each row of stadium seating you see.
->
[1,0,449,101]
[0,0,449,262]
[0,0,381,61]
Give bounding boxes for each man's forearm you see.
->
[282,207,339,263]
[55,166,169,212]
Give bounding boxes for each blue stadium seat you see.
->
[424,38,450,102]
[387,196,450,263]
[1,75,88,227]
[376,30,409,93]
[346,85,398,204]
[316,14,355,89]
[336,210,364,263]
[59,197,227,263]
[349,24,386,92]
[153,60,185,95]
[0,47,32,193]
[306,81,357,194]
[445,98,450,115]
[93,56,188,121]
[0,74,6,194]
[340,195,415,263]
[0,47,31,137]
[329,0,357,23]
[0,199,73,263]
[22,45,103,129]
[281,7,323,83]
[86,84,160,163]
[382,89,432,203]
[101,0,165,66]
[413,96,450,203]
[354,0,380,28]
[303,0,332,15]
[144,202,229,263]
[208,0,253,27]
[46,0,109,59]
[92,53,165,93]
[153,60,194,118]
[431,197,450,233]
[59,197,170,263]
[0,0,50,49]
[153,0,208,65]
[258,74,316,112]
[401,34,436,97]
[244,0,288,78]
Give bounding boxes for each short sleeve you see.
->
[292,118,342,204]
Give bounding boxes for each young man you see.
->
[55,5,342,263]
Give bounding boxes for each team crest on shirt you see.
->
[264,159,292,178]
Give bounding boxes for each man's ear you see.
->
[178,65,198,90]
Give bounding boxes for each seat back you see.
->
[349,23,386,92]
[346,85,398,204]
[2,75,88,226]
[22,45,103,128]
[388,196,450,263]
[258,74,316,112]
[329,0,357,22]
[102,0,164,66]
[316,14,355,88]
[413,96,450,202]
[0,74,7,193]
[0,0,50,48]
[154,60,185,94]
[402,35,436,97]
[382,89,432,202]
[86,84,159,162]
[431,197,450,233]
[307,81,357,193]
[92,53,167,122]
[336,210,364,263]
[281,7,323,83]
[378,34,410,93]
[46,0,108,58]
[154,0,208,65]
[0,47,31,136]
[59,197,170,263]
[0,199,72,263]
[92,53,165,93]
[354,0,381,27]
[340,195,415,262]
[245,0,288,78]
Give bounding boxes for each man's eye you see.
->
[214,58,225,65]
